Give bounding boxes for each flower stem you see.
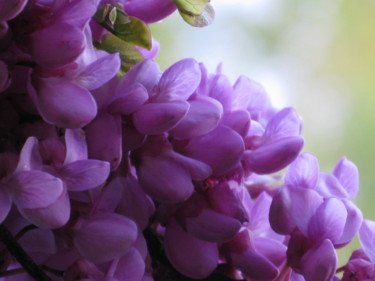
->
[0,224,53,281]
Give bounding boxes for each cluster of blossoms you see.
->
[0,0,374,281]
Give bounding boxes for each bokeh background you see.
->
[150,0,375,265]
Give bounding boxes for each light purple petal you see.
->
[124,0,177,23]
[16,137,42,172]
[229,248,279,281]
[170,152,212,181]
[36,78,97,128]
[269,186,296,234]
[264,107,302,141]
[107,83,149,115]
[170,95,223,139]
[136,37,160,59]
[232,75,254,110]
[248,192,273,235]
[64,129,88,164]
[165,220,218,279]
[359,219,375,264]
[0,188,11,223]
[59,160,110,191]
[336,199,363,246]
[316,173,349,198]
[154,58,201,102]
[253,237,287,267]
[307,197,347,243]
[179,125,244,175]
[0,0,28,21]
[76,53,121,90]
[183,208,241,242]
[285,152,319,188]
[96,177,123,213]
[55,0,98,27]
[137,154,195,203]
[85,112,122,170]
[222,110,251,138]
[300,239,337,281]
[243,136,304,174]
[333,157,359,199]
[73,213,138,262]
[114,248,145,281]
[208,74,233,111]
[116,176,155,229]
[289,187,324,236]
[8,170,64,209]
[19,188,71,229]
[30,23,85,68]
[133,101,189,135]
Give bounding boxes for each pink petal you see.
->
[165,220,218,279]
[30,23,85,68]
[76,53,121,90]
[170,95,223,139]
[300,239,337,281]
[19,188,71,229]
[59,160,110,191]
[8,170,64,209]
[285,152,319,188]
[155,58,201,102]
[73,213,138,262]
[333,157,359,199]
[179,125,244,176]
[85,112,122,170]
[133,101,189,135]
[107,83,149,115]
[307,197,347,243]
[35,78,97,128]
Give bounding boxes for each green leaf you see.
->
[179,3,215,27]
[95,33,144,74]
[94,5,152,50]
[172,0,210,15]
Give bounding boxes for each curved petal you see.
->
[170,95,223,139]
[30,23,85,68]
[8,170,64,209]
[359,219,375,264]
[165,220,218,279]
[124,0,177,23]
[36,78,97,128]
[0,0,28,21]
[64,129,88,164]
[0,188,11,223]
[155,58,201,102]
[264,107,302,141]
[222,110,251,138]
[59,160,110,191]
[16,137,42,172]
[336,199,363,246]
[114,248,145,281]
[73,213,138,262]
[333,157,359,199]
[285,152,319,189]
[133,101,189,135]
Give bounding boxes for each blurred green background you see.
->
[150,0,375,265]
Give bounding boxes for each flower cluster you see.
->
[0,1,373,281]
